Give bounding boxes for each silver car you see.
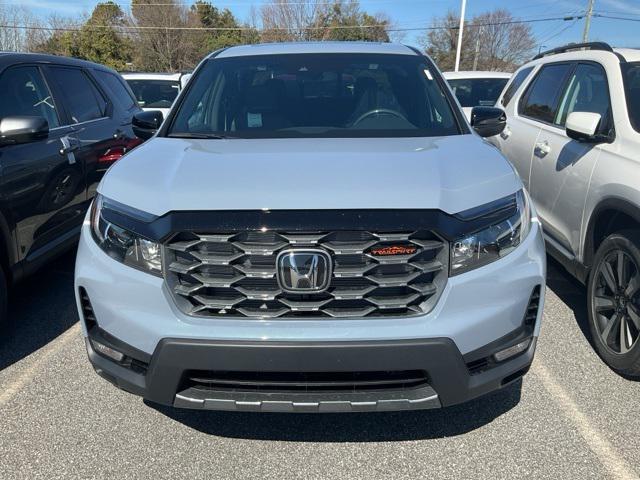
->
[75,42,546,412]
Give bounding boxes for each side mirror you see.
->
[470,106,506,138]
[566,111,603,143]
[0,116,49,146]
[132,110,164,140]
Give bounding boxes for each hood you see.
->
[100,135,521,217]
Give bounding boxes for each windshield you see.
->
[126,79,180,109]
[447,77,509,108]
[168,53,460,139]
[622,62,640,133]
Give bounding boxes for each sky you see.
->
[10,0,640,50]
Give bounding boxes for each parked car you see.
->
[75,42,546,412]
[0,52,142,330]
[493,42,640,376]
[122,72,188,117]
[443,71,511,119]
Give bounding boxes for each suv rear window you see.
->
[519,63,572,124]
[168,53,461,139]
[126,79,180,109]
[94,70,137,111]
[49,67,107,124]
[447,77,509,108]
[501,67,533,107]
[622,62,640,133]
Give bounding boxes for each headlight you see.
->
[450,190,531,275]
[90,195,162,276]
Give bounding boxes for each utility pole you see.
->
[454,0,467,72]
[472,25,482,71]
[582,0,595,42]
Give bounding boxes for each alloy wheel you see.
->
[592,250,640,354]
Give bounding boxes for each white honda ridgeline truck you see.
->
[75,42,546,413]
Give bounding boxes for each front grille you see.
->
[164,229,448,319]
[186,370,429,392]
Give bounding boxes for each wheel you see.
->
[588,230,640,376]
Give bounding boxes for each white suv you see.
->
[443,71,511,120]
[122,72,190,117]
[494,42,640,375]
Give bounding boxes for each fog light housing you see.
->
[493,338,532,362]
[90,338,125,362]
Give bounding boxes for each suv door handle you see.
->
[59,136,79,164]
[500,126,511,140]
[535,141,551,157]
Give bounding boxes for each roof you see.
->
[442,71,512,80]
[0,52,115,71]
[121,72,183,81]
[526,43,640,67]
[213,42,418,59]
[615,48,640,62]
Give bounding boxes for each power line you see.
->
[539,18,580,44]
[0,0,431,6]
[594,13,640,23]
[594,10,640,17]
[0,15,583,33]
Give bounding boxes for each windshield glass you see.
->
[126,79,180,109]
[168,53,460,138]
[622,62,640,133]
[447,77,509,108]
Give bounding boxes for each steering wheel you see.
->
[352,108,408,126]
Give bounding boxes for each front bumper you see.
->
[87,331,536,412]
[76,217,545,412]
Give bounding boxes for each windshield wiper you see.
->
[167,132,236,139]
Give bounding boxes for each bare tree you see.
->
[422,9,535,72]
[26,14,84,56]
[472,10,534,71]
[259,0,390,43]
[130,0,193,71]
[259,0,324,42]
[421,11,474,71]
[0,5,41,52]
[316,0,389,42]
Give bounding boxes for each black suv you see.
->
[0,53,142,328]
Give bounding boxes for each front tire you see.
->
[588,230,640,376]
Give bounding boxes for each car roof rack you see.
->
[533,42,616,60]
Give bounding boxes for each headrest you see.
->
[354,77,377,94]
[245,79,285,112]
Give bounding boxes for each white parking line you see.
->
[0,324,80,408]
[533,362,639,480]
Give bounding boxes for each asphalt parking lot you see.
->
[0,251,638,480]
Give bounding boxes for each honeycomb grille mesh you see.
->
[164,229,448,319]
